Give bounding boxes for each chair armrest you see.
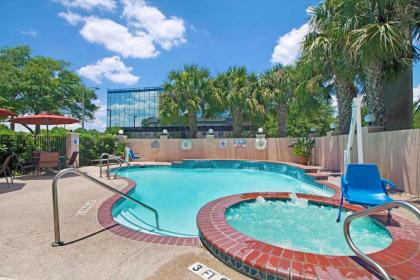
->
[381,178,398,189]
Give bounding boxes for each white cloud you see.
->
[414,84,420,102]
[58,11,84,25]
[122,0,186,50]
[85,99,107,131]
[78,56,140,85]
[271,23,309,65]
[56,0,186,58]
[20,28,38,37]
[56,0,116,11]
[80,17,159,59]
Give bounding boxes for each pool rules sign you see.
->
[188,262,231,280]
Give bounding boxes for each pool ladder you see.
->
[51,168,159,247]
[99,153,129,179]
[343,201,420,280]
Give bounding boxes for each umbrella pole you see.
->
[47,124,49,152]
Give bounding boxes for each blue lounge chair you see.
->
[336,164,398,222]
[129,149,141,160]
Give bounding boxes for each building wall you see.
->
[107,87,162,128]
[122,128,420,195]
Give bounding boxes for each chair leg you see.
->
[4,170,10,188]
[386,209,392,225]
[7,167,13,185]
[336,195,344,222]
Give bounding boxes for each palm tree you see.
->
[302,2,357,134]
[342,0,418,127]
[260,65,294,137]
[160,65,211,138]
[213,67,264,137]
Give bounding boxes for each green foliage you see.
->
[286,101,334,137]
[160,65,211,138]
[414,100,420,128]
[213,66,265,137]
[104,127,122,135]
[79,135,126,166]
[0,45,98,133]
[290,137,315,158]
[0,133,66,168]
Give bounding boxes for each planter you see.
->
[296,155,309,165]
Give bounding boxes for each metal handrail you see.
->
[108,155,129,179]
[51,168,160,247]
[99,153,110,179]
[343,201,420,280]
[99,153,129,179]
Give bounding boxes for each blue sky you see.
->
[1,0,419,131]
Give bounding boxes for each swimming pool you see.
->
[226,195,392,255]
[111,161,334,237]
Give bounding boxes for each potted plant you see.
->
[290,137,315,165]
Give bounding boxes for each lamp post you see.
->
[107,109,112,128]
[133,115,137,139]
[82,86,99,129]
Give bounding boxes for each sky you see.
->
[1,0,419,131]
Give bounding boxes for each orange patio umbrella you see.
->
[0,108,17,117]
[10,113,80,138]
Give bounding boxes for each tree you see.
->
[302,2,358,134]
[260,65,295,137]
[342,0,418,127]
[0,45,98,134]
[160,65,211,138]
[213,67,265,137]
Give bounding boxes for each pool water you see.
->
[111,167,332,237]
[226,196,392,256]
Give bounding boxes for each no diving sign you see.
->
[188,262,231,280]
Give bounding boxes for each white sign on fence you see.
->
[188,262,231,280]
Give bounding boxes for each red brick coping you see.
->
[97,177,201,246]
[197,192,420,280]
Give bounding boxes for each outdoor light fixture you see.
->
[330,123,336,130]
[364,113,376,126]
[310,127,317,133]
[118,129,124,135]
[258,127,264,134]
[208,128,214,135]
[162,129,168,135]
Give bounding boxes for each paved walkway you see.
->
[0,166,249,280]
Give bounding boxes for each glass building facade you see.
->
[107,86,235,138]
[107,87,163,128]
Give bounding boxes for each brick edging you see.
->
[197,192,420,279]
[96,176,201,246]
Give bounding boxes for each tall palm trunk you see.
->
[277,102,288,137]
[365,62,385,127]
[232,108,243,137]
[335,78,357,134]
[187,109,197,138]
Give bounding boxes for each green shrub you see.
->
[290,137,315,158]
[0,131,126,168]
[79,135,126,166]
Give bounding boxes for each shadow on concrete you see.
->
[0,182,27,194]
[61,224,118,246]
[17,172,80,181]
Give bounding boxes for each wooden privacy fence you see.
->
[122,128,420,196]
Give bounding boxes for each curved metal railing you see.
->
[343,201,420,280]
[51,168,160,247]
[99,153,129,179]
[99,153,111,179]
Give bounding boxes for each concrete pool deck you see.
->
[0,164,418,280]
